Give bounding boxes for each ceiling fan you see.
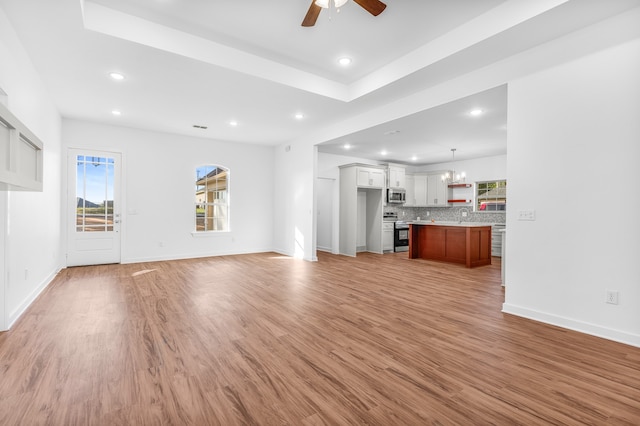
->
[302,0,387,27]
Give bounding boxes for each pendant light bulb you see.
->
[315,0,348,8]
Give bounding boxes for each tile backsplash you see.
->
[386,205,506,224]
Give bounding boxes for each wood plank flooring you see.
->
[1,251,639,425]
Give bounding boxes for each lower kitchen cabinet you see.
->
[492,224,505,257]
[383,221,394,252]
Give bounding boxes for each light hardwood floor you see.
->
[1,251,639,425]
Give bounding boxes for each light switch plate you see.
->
[518,209,536,221]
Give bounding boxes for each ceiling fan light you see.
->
[335,0,348,7]
[315,0,329,8]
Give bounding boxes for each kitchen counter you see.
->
[409,220,494,227]
[409,222,492,268]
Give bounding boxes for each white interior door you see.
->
[67,149,121,266]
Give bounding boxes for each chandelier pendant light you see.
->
[442,148,466,184]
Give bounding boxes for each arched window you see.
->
[195,165,229,231]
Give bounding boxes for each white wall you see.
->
[0,7,63,329]
[273,141,317,261]
[503,38,640,346]
[62,119,274,263]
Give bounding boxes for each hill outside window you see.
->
[195,165,229,232]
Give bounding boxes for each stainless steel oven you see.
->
[394,220,409,252]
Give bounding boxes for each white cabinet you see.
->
[357,167,385,188]
[0,102,44,191]
[383,221,394,252]
[414,174,427,206]
[492,224,506,257]
[339,164,385,256]
[404,175,415,206]
[411,172,450,207]
[427,174,448,206]
[387,164,406,189]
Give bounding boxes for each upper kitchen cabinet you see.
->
[0,102,44,191]
[404,175,415,206]
[411,172,450,207]
[386,164,406,189]
[356,165,385,188]
[427,173,448,206]
[414,174,427,206]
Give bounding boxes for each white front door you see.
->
[67,149,122,267]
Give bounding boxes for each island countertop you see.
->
[408,221,494,227]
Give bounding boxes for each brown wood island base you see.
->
[409,222,492,267]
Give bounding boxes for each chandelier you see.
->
[442,148,466,184]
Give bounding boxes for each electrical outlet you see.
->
[606,290,619,305]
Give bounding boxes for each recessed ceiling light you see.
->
[338,57,352,66]
[343,143,351,150]
[469,109,483,116]
[111,110,121,116]
[411,155,418,161]
[294,113,304,120]
[229,120,238,127]
[109,72,125,81]
[381,150,387,156]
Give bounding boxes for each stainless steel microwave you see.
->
[387,188,406,204]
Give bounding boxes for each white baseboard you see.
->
[9,267,62,329]
[502,303,640,348]
[123,247,275,264]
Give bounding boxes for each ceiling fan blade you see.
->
[353,0,386,16]
[302,1,322,27]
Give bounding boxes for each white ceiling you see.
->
[318,84,508,165]
[1,0,639,165]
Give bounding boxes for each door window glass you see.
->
[76,155,115,232]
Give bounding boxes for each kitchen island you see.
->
[408,221,492,268]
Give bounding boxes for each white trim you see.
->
[0,191,7,331]
[8,268,61,329]
[502,303,640,349]
[190,230,232,238]
[123,247,274,264]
